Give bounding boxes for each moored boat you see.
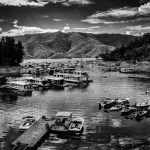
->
[69,117,84,136]
[110,105,122,111]
[121,106,137,116]
[6,80,33,96]
[19,116,36,132]
[50,111,84,136]
[136,101,150,109]
[44,76,65,89]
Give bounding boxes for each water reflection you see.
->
[0,90,18,105]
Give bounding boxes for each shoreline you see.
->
[97,60,150,73]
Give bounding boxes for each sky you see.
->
[0,0,150,36]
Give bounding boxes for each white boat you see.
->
[54,73,88,84]
[110,105,122,111]
[44,76,65,89]
[136,101,150,108]
[19,116,36,131]
[51,112,84,136]
[69,117,84,136]
[120,68,136,73]
[31,77,50,89]
[6,80,33,95]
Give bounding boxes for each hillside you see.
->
[101,33,150,61]
[14,32,136,59]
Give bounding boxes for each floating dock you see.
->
[11,117,55,150]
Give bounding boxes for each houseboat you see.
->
[54,73,88,84]
[31,78,50,89]
[51,111,72,134]
[44,76,65,89]
[120,67,136,73]
[6,81,33,96]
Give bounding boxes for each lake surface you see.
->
[1,65,150,149]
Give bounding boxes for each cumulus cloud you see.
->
[0,20,59,37]
[0,0,93,7]
[138,2,150,15]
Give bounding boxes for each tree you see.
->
[0,37,24,66]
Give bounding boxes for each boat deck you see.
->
[11,117,55,150]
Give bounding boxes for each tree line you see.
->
[100,33,150,62]
[0,37,24,66]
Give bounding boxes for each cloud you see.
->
[126,25,150,31]
[58,0,94,7]
[138,2,150,15]
[42,15,49,18]
[73,25,100,32]
[0,0,48,7]
[0,28,2,32]
[0,20,59,37]
[0,0,93,7]
[52,18,66,22]
[81,18,129,24]
[125,25,150,36]
[89,7,138,19]
[62,24,70,32]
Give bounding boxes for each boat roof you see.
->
[8,81,31,85]
[45,76,64,80]
[56,111,72,117]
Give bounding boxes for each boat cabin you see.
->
[55,112,72,124]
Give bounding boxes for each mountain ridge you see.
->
[14,32,136,59]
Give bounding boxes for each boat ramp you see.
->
[11,116,55,150]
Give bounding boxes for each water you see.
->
[1,65,150,149]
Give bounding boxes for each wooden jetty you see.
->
[11,116,55,150]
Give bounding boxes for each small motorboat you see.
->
[115,98,130,105]
[136,101,149,109]
[19,116,36,131]
[121,106,137,116]
[100,100,116,109]
[110,105,122,111]
[69,117,84,136]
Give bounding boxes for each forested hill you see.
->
[14,32,136,59]
[101,33,150,61]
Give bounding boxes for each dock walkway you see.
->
[11,117,55,150]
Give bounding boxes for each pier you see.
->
[11,116,55,150]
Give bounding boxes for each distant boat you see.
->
[120,67,136,73]
[6,80,33,96]
[110,105,122,111]
[136,101,149,109]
